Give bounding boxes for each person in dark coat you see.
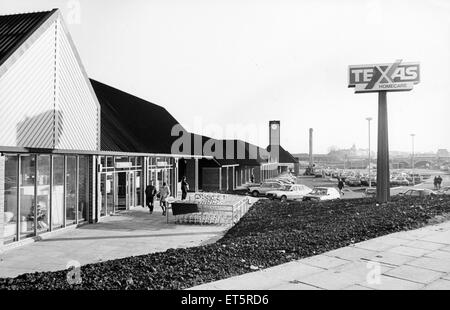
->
[145,180,157,214]
[181,176,189,200]
[434,176,438,190]
[437,175,443,190]
[338,178,344,195]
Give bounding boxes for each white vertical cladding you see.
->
[0,21,56,148]
[55,18,98,151]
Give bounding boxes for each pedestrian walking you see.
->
[159,182,170,216]
[338,178,344,195]
[250,173,255,183]
[437,175,443,190]
[181,176,189,200]
[434,176,438,190]
[145,180,157,214]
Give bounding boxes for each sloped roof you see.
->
[266,145,299,164]
[91,79,268,166]
[0,10,55,67]
[91,79,191,154]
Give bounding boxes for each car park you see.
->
[398,189,437,197]
[302,187,341,201]
[248,181,285,197]
[266,184,312,202]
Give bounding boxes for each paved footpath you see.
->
[189,220,450,290]
[0,207,231,278]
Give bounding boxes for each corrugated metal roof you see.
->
[0,10,55,67]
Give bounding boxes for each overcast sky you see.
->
[2,0,450,154]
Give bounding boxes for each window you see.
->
[19,155,36,238]
[66,156,77,225]
[36,155,50,232]
[4,155,18,244]
[78,156,90,222]
[52,155,64,229]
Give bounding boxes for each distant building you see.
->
[437,149,450,157]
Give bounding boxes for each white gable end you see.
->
[0,10,100,151]
[0,18,56,148]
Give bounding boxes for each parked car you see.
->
[235,182,260,191]
[406,174,422,184]
[267,184,312,202]
[360,177,376,187]
[398,189,437,197]
[302,187,341,201]
[345,177,361,187]
[248,181,284,197]
[390,176,410,186]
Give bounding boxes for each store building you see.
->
[0,9,299,250]
[0,9,208,250]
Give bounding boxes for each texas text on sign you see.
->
[348,60,420,93]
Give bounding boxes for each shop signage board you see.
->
[115,162,132,169]
[348,59,420,203]
[348,60,420,93]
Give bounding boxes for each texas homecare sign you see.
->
[348,60,420,93]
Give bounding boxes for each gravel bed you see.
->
[1,195,450,290]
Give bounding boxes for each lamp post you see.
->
[411,134,415,185]
[366,117,373,188]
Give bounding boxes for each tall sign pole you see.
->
[377,91,390,202]
[348,60,420,204]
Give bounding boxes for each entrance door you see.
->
[117,172,127,210]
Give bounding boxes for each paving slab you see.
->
[323,246,377,262]
[404,240,447,251]
[269,282,322,290]
[424,250,450,260]
[298,269,367,290]
[387,245,431,258]
[441,246,450,253]
[258,261,325,282]
[352,240,398,252]
[406,257,450,273]
[364,251,417,267]
[384,265,443,284]
[343,284,374,290]
[420,231,450,245]
[358,275,425,290]
[300,255,350,269]
[332,260,394,277]
[423,279,450,290]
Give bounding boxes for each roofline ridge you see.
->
[0,9,59,74]
[0,8,57,17]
